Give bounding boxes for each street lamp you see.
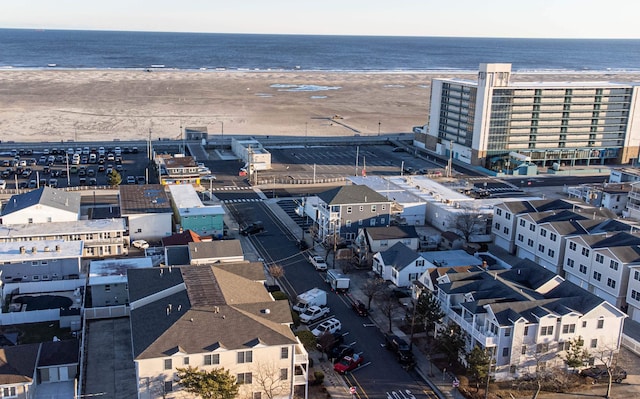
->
[220,121,224,149]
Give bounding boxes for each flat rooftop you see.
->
[120,184,172,214]
[0,218,127,238]
[0,240,83,261]
[89,257,153,285]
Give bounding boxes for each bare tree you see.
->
[523,342,556,399]
[361,277,385,310]
[378,290,400,333]
[591,345,619,399]
[252,362,291,399]
[267,264,285,285]
[449,209,485,243]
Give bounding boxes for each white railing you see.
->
[447,309,497,347]
[3,279,84,295]
[83,305,130,319]
[0,309,60,325]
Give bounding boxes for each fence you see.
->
[83,305,129,320]
[3,279,85,296]
[0,308,60,326]
[621,333,640,356]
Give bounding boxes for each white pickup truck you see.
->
[299,305,330,324]
[309,255,328,271]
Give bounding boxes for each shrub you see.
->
[271,291,288,300]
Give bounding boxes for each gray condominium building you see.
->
[425,63,640,171]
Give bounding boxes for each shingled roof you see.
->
[366,226,418,240]
[0,343,39,385]
[379,242,421,271]
[129,263,296,360]
[317,185,389,205]
[1,186,80,217]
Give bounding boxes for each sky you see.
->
[2,0,640,39]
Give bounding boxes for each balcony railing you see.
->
[445,306,497,347]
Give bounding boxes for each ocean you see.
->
[1,28,640,72]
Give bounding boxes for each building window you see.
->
[635,270,640,281]
[595,254,604,263]
[164,359,172,370]
[610,260,619,270]
[496,209,502,216]
[593,271,601,281]
[540,326,554,336]
[183,357,189,365]
[517,234,524,242]
[253,392,262,399]
[238,350,253,364]
[529,224,536,232]
[280,368,288,380]
[502,347,509,357]
[164,381,173,393]
[562,324,576,334]
[597,319,604,329]
[582,321,587,328]
[590,339,598,348]
[524,326,529,336]
[521,345,527,355]
[519,219,526,227]
[527,239,534,247]
[2,387,16,397]
[536,343,549,353]
[582,248,590,257]
[237,372,253,384]
[538,244,545,253]
[494,222,501,230]
[359,206,364,212]
[540,229,547,237]
[506,213,511,220]
[28,218,33,224]
[579,264,587,274]
[548,249,555,257]
[371,205,377,212]
[503,226,509,234]
[504,328,511,337]
[607,278,616,289]
[569,242,577,251]
[281,347,289,359]
[567,259,575,268]
[550,233,557,241]
[204,353,220,365]
[382,205,386,210]
[346,206,352,214]
[632,290,640,301]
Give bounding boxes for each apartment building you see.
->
[435,260,626,380]
[128,263,308,399]
[565,182,630,215]
[563,232,640,309]
[155,154,201,185]
[426,63,640,170]
[0,240,83,283]
[120,184,173,241]
[0,218,128,257]
[512,208,629,275]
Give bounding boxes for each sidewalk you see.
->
[260,198,465,399]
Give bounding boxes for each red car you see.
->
[333,354,363,373]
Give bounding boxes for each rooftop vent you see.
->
[19,246,26,254]
[31,246,37,254]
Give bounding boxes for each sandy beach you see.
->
[1,69,639,143]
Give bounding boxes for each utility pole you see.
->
[447,140,453,178]
[378,121,381,136]
[355,146,359,176]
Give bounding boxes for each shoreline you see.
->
[1,69,639,143]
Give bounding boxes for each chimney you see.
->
[31,246,37,254]
[20,246,26,254]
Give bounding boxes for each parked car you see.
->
[333,354,363,374]
[240,221,264,236]
[384,333,415,366]
[27,179,38,188]
[580,365,627,383]
[309,255,328,271]
[351,300,368,317]
[329,344,355,362]
[126,175,136,184]
[311,318,341,337]
[132,240,150,249]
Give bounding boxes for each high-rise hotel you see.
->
[425,63,640,171]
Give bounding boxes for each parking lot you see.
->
[0,144,151,190]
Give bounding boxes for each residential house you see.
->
[0,218,128,258]
[0,340,79,399]
[315,185,392,244]
[120,185,173,241]
[167,184,224,238]
[372,242,428,287]
[188,240,244,265]
[128,263,308,399]
[88,257,153,308]
[563,232,640,308]
[352,226,419,267]
[627,266,640,322]
[565,183,630,215]
[440,231,465,250]
[0,187,80,225]
[161,230,206,247]
[435,260,627,380]
[513,208,632,275]
[0,240,83,283]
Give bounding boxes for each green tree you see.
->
[466,346,492,392]
[563,336,589,369]
[436,322,466,365]
[176,366,239,399]
[414,291,444,336]
[106,169,122,186]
